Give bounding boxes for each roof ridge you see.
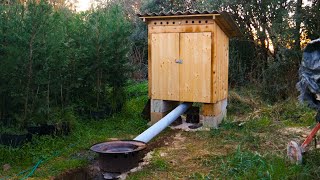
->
[137,10,220,17]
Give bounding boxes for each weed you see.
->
[228,87,261,116]
[125,81,148,98]
[245,116,273,132]
[0,82,149,179]
[240,130,261,149]
[207,146,307,179]
[188,172,211,179]
[302,150,320,178]
[126,171,151,180]
[149,150,169,171]
[210,128,221,136]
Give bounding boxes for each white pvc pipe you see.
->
[134,102,192,143]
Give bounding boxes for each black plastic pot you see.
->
[89,110,111,120]
[141,99,151,121]
[0,133,32,147]
[186,106,200,123]
[90,140,146,173]
[27,122,70,136]
[77,108,112,120]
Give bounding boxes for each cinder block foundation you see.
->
[200,99,227,128]
[149,99,179,125]
[149,99,227,129]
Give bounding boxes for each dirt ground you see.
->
[53,120,320,180]
[126,123,318,179]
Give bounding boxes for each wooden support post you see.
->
[150,99,180,125]
[200,98,227,128]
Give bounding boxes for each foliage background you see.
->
[0,0,319,129]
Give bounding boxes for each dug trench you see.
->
[53,129,180,180]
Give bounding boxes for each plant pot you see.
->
[27,122,70,136]
[186,106,200,123]
[0,133,32,147]
[76,107,111,120]
[90,110,109,120]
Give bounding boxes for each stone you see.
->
[3,164,11,171]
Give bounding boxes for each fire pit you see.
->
[90,140,146,173]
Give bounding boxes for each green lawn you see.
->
[1,83,320,179]
[0,82,149,179]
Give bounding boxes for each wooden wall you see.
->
[212,22,229,103]
[147,16,229,103]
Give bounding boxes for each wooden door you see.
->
[179,32,212,103]
[151,33,180,101]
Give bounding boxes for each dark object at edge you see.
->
[141,99,151,121]
[186,106,200,123]
[0,133,32,147]
[27,122,70,136]
[297,38,320,110]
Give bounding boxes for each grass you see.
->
[149,150,170,171]
[204,146,307,179]
[126,150,170,180]
[0,81,149,179]
[2,82,320,179]
[128,86,320,179]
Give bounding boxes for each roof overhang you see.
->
[137,10,242,38]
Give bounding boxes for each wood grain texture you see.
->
[212,23,229,102]
[149,24,214,34]
[148,19,229,103]
[212,23,218,102]
[148,18,215,26]
[201,102,222,116]
[179,32,212,103]
[148,34,152,97]
[151,33,180,100]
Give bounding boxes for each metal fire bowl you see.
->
[90,140,146,173]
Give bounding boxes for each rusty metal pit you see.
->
[90,140,146,173]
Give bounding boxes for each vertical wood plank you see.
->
[151,33,180,100]
[218,27,221,101]
[148,30,152,97]
[225,36,229,98]
[212,23,218,103]
[212,23,230,102]
[180,32,212,103]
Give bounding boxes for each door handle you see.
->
[175,59,183,64]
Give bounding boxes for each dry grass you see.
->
[128,88,320,179]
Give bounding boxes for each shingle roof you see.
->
[137,10,220,17]
[137,10,242,38]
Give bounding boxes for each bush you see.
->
[261,49,300,103]
[0,1,132,129]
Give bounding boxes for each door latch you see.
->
[175,59,183,64]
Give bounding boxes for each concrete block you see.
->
[200,99,227,128]
[150,99,179,113]
[149,112,168,125]
[149,99,180,125]
[200,113,225,128]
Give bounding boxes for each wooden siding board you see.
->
[151,33,180,101]
[214,22,229,101]
[148,20,229,103]
[179,32,212,103]
[149,24,214,34]
[226,37,229,98]
[212,23,218,102]
[148,33,152,97]
[148,18,215,26]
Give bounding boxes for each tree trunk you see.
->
[294,0,303,50]
[23,32,36,123]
